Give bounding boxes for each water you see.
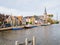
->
[0,24,60,45]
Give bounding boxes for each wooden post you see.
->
[32,36,36,45]
[15,41,18,45]
[25,38,28,45]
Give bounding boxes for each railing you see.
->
[15,36,36,45]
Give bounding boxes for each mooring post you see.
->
[32,36,36,45]
[15,41,18,45]
[25,38,28,45]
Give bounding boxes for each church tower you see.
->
[44,7,48,23]
[44,7,47,15]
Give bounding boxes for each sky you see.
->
[0,0,60,20]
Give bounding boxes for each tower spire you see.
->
[44,7,47,15]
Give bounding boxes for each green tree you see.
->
[47,14,53,17]
[47,18,54,24]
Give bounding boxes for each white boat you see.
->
[41,23,51,26]
[41,24,48,26]
[24,24,37,28]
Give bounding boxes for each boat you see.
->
[24,24,37,29]
[41,23,51,26]
[11,26,24,30]
[41,24,48,26]
[12,27,24,30]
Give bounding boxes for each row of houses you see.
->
[4,15,23,26]
[0,14,43,26]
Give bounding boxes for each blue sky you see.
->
[0,0,60,20]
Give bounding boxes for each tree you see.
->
[47,14,53,17]
[47,18,54,24]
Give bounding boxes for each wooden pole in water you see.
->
[25,38,28,45]
[15,41,18,45]
[32,36,36,45]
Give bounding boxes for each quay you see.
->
[0,24,39,31]
[0,26,24,31]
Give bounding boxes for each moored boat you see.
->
[41,23,51,26]
[41,24,48,26]
[12,26,24,30]
[12,28,24,30]
[24,24,37,29]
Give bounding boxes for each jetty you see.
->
[0,24,39,31]
[0,26,24,31]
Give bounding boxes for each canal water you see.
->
[0,24,60,45]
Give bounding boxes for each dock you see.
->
[0,26,24,31]
[0,24,39,31]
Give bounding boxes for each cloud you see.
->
[0,0,60,18]
[0,6,19,15]
[0,6,37,16]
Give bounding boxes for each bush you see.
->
[54,21,59,24]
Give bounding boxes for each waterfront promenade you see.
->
[0,24,60,45]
